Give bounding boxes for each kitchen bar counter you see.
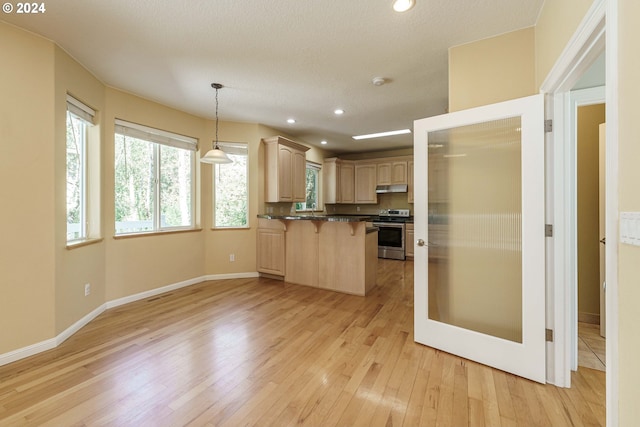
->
[256,217,377,295]
[257,214,371,222]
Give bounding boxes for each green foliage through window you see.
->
[114,128,195,234]
[214,148,248,228]
[296,163,320,211]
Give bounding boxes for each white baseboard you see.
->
[56,304,107,345]
[204,272,260,281]
[0,271,259,367]
[105,276,208,309]
[0,337,57,367]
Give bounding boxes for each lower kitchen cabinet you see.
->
[257,219,285,276]
[405,223,414,258]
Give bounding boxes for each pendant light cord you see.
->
[214,86,219,150]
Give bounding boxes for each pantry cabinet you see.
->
[263,136,309,203]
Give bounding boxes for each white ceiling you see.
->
[3,0,544,153]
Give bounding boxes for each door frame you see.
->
[540,0,618,424]
[567,86,606,372]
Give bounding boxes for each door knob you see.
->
[417,239,425,246]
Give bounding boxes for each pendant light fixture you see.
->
[200,83,232,164]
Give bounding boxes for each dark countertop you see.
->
[257,214,372,223]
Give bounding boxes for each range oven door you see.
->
[373,222,405,260]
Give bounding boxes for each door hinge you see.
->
[545,119,553,133]
[545,224,553,237]
[546,328,554,342]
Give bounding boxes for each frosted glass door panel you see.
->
[428,117,523,343]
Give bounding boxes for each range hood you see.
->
[375,184,408,194]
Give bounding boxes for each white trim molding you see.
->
[0,272,260,367]
[539,0,607,389]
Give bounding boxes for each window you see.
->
[213,143,248,228]
[296,162,321,211]
[66,95,96,242]
[114,120,196,235]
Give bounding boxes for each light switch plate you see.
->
[620,212,640,246]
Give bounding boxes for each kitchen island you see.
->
[257,214,378,295]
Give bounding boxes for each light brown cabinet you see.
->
[408,160,414,203]
[405,223,414,258]
[354,163,377,204]
[257,219,285,276]
[377,161,408,185]
[263,136,310,203]
[324,158,355,204]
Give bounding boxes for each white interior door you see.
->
[413,94,546,383]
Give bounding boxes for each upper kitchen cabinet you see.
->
[354,163,377,204]
[324,158,355,204]
[377,161,408,185]
[263,136,310,203]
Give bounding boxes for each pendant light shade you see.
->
[201,146,232,164]
[200,83,233,164]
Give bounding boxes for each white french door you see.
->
[413,94,546,383]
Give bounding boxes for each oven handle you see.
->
[372,222,406,229]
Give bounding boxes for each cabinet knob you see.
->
[417,239,425,247]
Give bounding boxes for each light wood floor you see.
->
[0,260,605,426]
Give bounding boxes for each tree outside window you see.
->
[296,162,320,211]
[214,143,249,228]
[114,121,196,235]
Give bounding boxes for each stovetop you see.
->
[371,209,412,223]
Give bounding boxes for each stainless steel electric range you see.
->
[371,209,412,260]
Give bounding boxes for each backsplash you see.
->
[329,193,412,216]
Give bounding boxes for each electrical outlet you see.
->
[229,253,235,262]
[280,207,284,213]
[357,206,360,212]
[84,283,91,296]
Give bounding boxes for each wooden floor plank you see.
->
[0,260,605,426]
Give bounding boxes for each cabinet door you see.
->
[391,161,408,184]
[257,228,285,276]
[355,163,377,204]
[405,224,414,257]
[292,150,307,202]
[408,160,414,203]
[339,162,355,203]
[278,146,293,201]
[377,163,391,185]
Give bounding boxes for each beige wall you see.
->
[449,27,536,112]
[534,0,597,87]
[617,1,640,422]
[0,23,56,353]
[103,88,209,300]
[54,46,107,333]
[577,104,605,319]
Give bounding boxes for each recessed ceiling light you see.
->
[321,140,328,145]
[334,109,344,115]
[287,118,296,124]
[393,0,415,12]
[352,129,412,140]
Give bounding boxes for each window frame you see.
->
[114,119,197,236]
[295,161,321,212]
[66,95,95,243]
[212,142,249,230]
